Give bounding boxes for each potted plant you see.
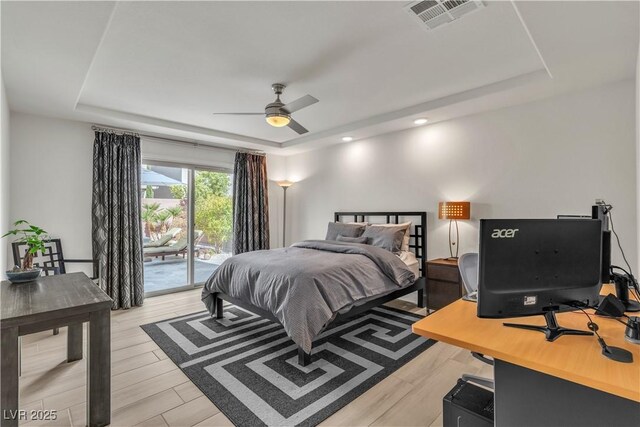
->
[2,220,49,283]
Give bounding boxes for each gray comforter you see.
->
[202,240,415,353]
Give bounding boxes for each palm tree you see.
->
[165,206,183,219]
[142,203,161,238]
[155,210,173,234]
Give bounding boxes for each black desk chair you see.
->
[11,239,98,335]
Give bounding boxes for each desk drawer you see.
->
[427,265,459,282]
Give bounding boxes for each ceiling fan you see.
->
[213,83,319,135]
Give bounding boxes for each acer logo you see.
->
[491,228,519,238]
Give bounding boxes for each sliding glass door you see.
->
[192,169,233,283]
[141,162,232,296]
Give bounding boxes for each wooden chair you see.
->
[11,239,99,335]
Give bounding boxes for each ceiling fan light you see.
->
[266,114,291,128]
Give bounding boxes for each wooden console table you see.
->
[1,272,112,427]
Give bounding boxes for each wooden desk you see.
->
[1,273,112,427]
[412,286,640,426]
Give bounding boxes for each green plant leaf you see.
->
[2,220,48,248]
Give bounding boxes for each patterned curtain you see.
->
[91,131,144,309]
[232,152,270,254]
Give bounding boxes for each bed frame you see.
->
[211,211,428,366]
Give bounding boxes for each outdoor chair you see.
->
[143,227,182,248]
[144,230,204,261]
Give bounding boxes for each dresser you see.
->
[425,258,464,312]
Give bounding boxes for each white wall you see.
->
[267,154,287,247]
[9,113,95,272]
[636,38,640,273]
[1,74,10,275]
[285,79,638,272]
[8,113,286,275]
[8,78,638,274]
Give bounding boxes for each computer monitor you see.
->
[557,212,611,284]
[477,219,602,341]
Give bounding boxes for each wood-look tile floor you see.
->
[18,289,493,427]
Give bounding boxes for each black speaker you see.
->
[596,293,626,318]
[611,273,640,312]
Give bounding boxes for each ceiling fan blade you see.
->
[282,95,318,113]
[287,118,309,135]
[212,112,263,116]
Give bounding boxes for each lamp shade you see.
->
[438,201,470,220]
[277,180,293,188]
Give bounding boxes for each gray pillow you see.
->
[362,225,405,253]
[325,222,365,241]
[336,235,369,244]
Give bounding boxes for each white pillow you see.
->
[370,222,411,252]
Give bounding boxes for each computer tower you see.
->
[443,379,494,427]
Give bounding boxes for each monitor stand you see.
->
[503,311,593,342]
[614,279,640,312]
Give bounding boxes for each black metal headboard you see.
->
[334,211,427,277]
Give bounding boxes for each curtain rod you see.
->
[91,125,266,156]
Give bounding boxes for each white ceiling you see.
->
[2,1,638,154]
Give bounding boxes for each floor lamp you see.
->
[277,181,293,247]
[438,201,471,260]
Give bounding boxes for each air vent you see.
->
[405,0,484,30]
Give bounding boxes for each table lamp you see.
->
[438,201,471,260]
[277,181,293,247]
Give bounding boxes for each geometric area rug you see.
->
[141,303,435,427]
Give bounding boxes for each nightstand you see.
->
[425,258,464,312]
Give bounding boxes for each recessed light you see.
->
[414,118,428,125]
[342,136,353,142]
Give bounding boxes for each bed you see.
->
[201,211,427,366]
